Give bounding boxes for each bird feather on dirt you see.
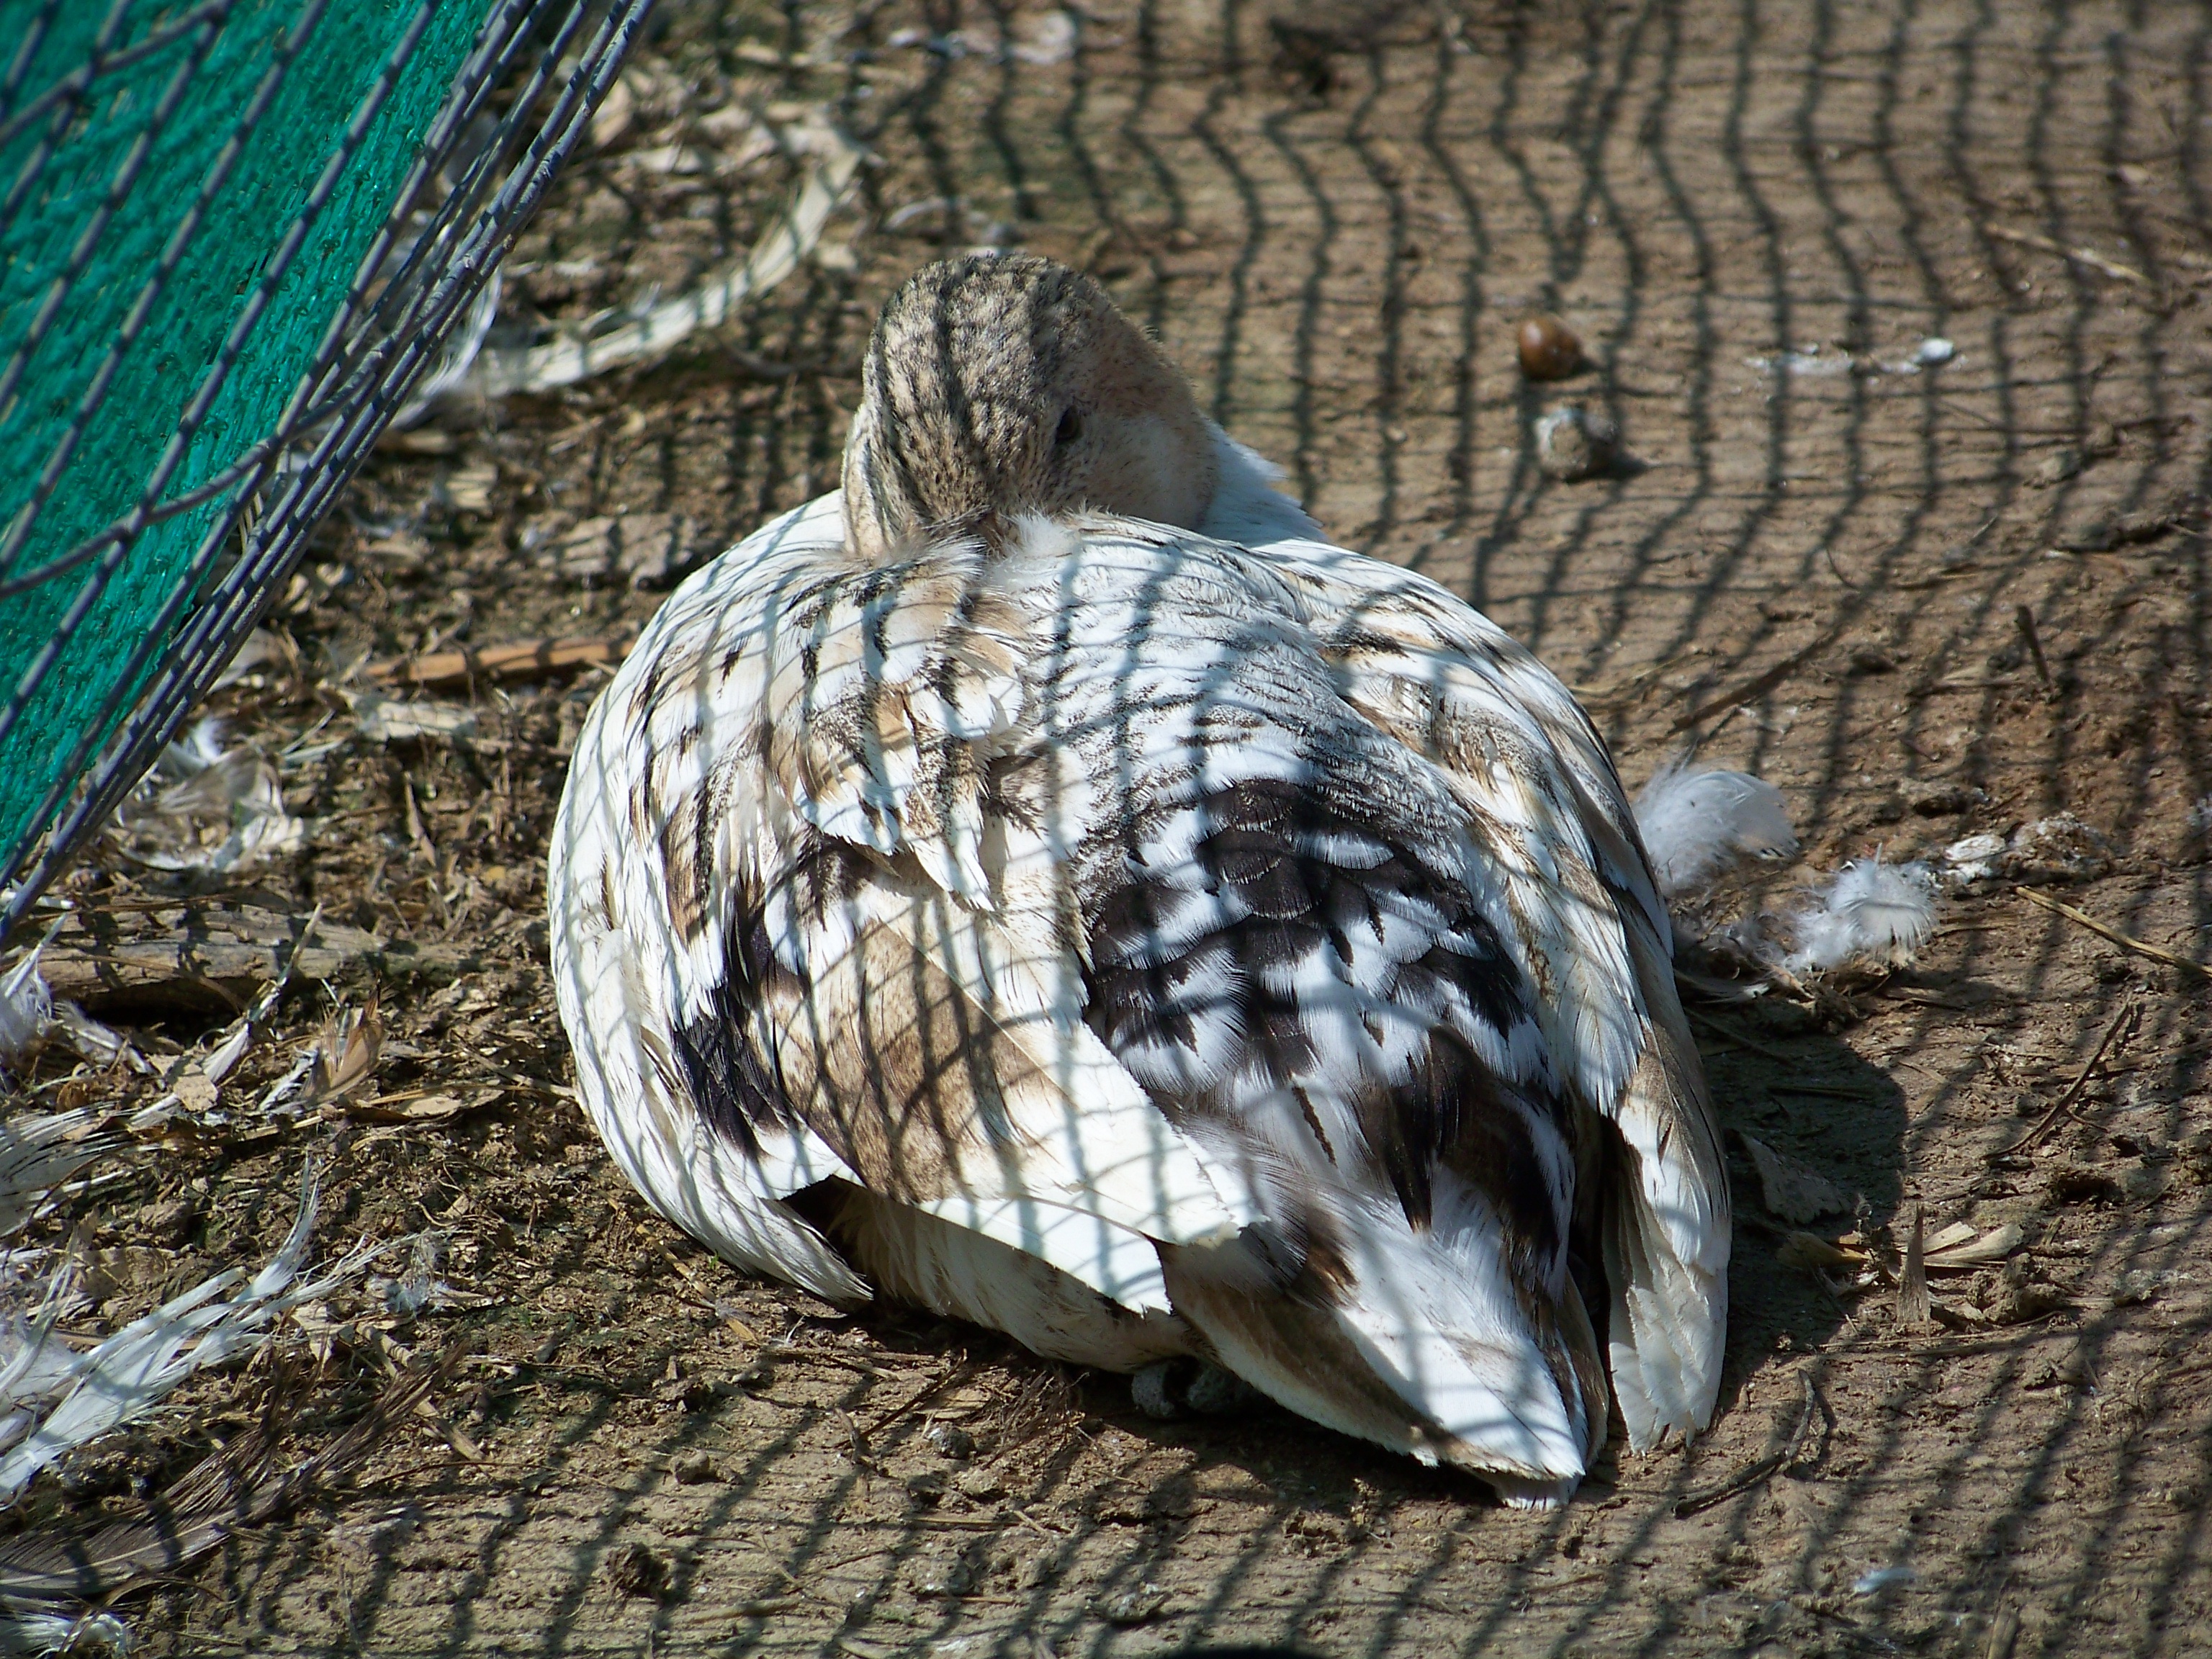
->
[1632,757,1799,901]
[549,255,1730,1505]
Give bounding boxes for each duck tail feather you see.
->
[1160,1193,1606,1495]
[1600,1017,1730,1450]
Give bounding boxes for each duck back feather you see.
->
[549,436,1728,1500]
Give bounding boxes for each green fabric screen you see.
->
[0,0,494,884]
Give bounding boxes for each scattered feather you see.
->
[47,1005,140,1074]
[0,925,62,1064]
[0,1118,110,1239]
[1781,858,1936,973]
[371,1234,469,1317]
[212,628,290,691]
[0,1343,459,1623]
[0,1166,387,1504]
[111,723,304,876]
[198,1022,253,1088]
[1852,1565,1917,1596]
[301,994,383,1112]
[244,1051,318,1124]
[1635,759,1799,899]
[463,126,863,397]
[0,1606,130,1655]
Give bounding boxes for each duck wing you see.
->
[1248,531,1732,1452]
[550,495,1250,1320]
[991,516,1627,1493]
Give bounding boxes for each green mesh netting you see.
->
[0,0,494,888]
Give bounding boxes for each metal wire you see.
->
[0,0,654,943]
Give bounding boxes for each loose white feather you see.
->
[112,721,304,876]
[0,921,68,1066]
[1781,858,1937,974]
[1633,759,1799,899]
[0,1115,109,1239]
[0,1168,387,1505]
[0,1606,130,1656]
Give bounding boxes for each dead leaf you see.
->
[306,994,383,1109]
[1778,1232,1861,1272]
[1925,1223,2024,1271]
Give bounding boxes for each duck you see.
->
[547,253,1729,1506]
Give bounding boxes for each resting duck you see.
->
[549,255,1728,1504]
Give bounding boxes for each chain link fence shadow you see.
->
[153,1,2212,1654]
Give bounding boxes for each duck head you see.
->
[841,254,1220,559]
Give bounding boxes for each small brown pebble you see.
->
[955,1465,1005,1501]
[143,1197,197,1247]
[924,1421,975,1460]
[1518,313,1582,380]
[671,1450,719,1484]
[1534,405,1619,481]
[606,1542,670,1600]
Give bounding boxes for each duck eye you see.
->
[1053,407,1084,449]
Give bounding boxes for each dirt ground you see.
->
[13,0,2212,1653]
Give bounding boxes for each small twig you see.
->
[2013,605,2053,687]
[2017,888,2211,980]
[2002,999,2141,1153]
[1686,1007,1803,1064]
[367,634,631,690]
[1983,223,2152,286]
[1668,639,1827,734]
[1674,1370,1822,1516]
[861,1355,977,1440]
[834,1408,883,1494]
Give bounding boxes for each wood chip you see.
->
[1897,1204,1932,1325]
[1926,1223,2024,1271]
[349,691,480,742]
[1984,222,2152,286]
[1778,1232,1861,1272]
[1742,1134,1853,1223]
[366,635,630,691]
[41,904,475,1015]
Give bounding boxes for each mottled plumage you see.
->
[550,256,1729,1503]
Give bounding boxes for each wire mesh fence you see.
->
[10,0,2212,1654]
[0,0,652,944]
